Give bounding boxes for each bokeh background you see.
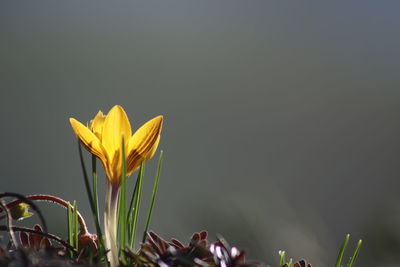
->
[1,1,400,266]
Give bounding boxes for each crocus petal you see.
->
[90,111,106,140]
[127,116,163,174]
[102,105,132,160]
[128,134,161,175]
[144,135,160,160]
[70,118,107,164]
[108,149,122,185]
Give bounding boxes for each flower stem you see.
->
[92,155,99,220]
[104,181,120,267]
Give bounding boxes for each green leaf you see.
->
[335,234,350,267]
[73,201,79,249]
[77,141,107,262]
[78,142,95,215]
[128,161,145,249]
[9,203,33,221]
[67,202,73,257]
[92,155,99,226]
[279,250,285,267]
[142,151,164,242]
[347,239,362,267]
[118,137,127,260]
[127,173,140,242]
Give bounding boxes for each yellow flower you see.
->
[69,105,163,185]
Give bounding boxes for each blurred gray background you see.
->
[1,1,400,266]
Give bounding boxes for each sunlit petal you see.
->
[102,105,132,159]
[127,116,163,174]
[90,111,106,140]
[144,135,160,160]
[69,118,107,164]
[109,150,122,185]
[127,135,160,175]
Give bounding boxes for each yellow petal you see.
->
[106,149,122,185]
[127,116,163,174]
[69,118,107,164]
[127,135,161,175]
[144,135,160,160]
[102,105,132,160]
[90,111,106,140]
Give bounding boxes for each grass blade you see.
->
[347,239,362,267]
[128,161,145,248]
[335,234,350,267]
[67,202,74,257]
[279,250,285,267]
[77,141,107,261]
[142,151,164,242]
[78,141,95,213]
[73,201,79,249]
[92,155,99,224]
[127,174,140,242]
[118,137,127,260]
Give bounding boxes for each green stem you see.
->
[105,181,120,267]
[347,239,362,267]
[142,151,163,242]
[335,234,350,267]
[118,137,127,260]
[128,161,145,249]
[78,142,106,258]
[92,156,99,220]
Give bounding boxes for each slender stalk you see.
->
[73,201,79,249]
[347,239,362,267]
[118,137,127,260]
[91,155,106,257]
[129,161,145,249]
[142,151,163,242]
[127,173,140,240]
[92,155,99,221]
[78,142,96,214]
[279,250,285,267]
[67,202,74,258]
[104,181,120,267]
[335,234,350,267]
[77,142,106,258]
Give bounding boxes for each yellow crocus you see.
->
[69,105,163,267]
[69,105,163,186]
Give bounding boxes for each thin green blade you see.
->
[118,137,127,260]
[279,250,285,267]
[142,151,164,242]
[335,234,350,267]
[347,239,362,267]
[129,161,145,249]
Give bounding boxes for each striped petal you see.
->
[127,116,163,174]
[144,135,160,160]
[69,118,107,164]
